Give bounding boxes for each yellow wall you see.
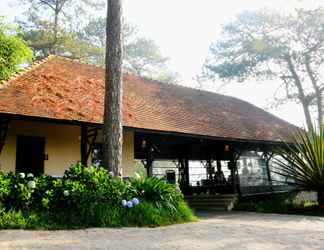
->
[0,120,135,177]
[122,130,135,177]
[93,129,135,177]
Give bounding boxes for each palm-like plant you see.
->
[273,126,324,208]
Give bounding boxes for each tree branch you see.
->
[38,0,56,11]
[305,55,323,125]
[285,54,314,130]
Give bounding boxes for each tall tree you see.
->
[0,17,32,81]
[103,0,123,175]
[203,8,324,131]
[19,0,104,58]
[80,17,178,82]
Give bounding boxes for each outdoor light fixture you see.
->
[224,145,230,152]
[141,140,147,148]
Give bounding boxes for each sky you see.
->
[0,0,322,128]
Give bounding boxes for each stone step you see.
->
[185,194,235,199]
[185,194,236,211]
[186,197,234,202]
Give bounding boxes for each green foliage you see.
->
[234,192,323,216]
[0,17,32,81]
[202,8,324,130]
[18,2,178,83]
[0,172,38,211]
[0,209,44,229]
[273,126,324,192]
[128,177,183,212]
[0,163,194,229]
[203,8,324,82]
[80,18,178,82]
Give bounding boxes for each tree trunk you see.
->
[103,0,123,176]
[286,56,314,131]
[51,1,60,55]
[305,56,323,129]
[301,100,314,132]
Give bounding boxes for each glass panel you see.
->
[189,161,207,186]
[237,151,270,187]
[152,160,178,181]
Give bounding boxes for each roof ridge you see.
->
[0,55,56,89]
[53,55,106,70]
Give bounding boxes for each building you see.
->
[0,55,297,195]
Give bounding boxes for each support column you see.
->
[263,152,274,189]
[230,149,242,194]
[206,158,213,180]
[0,117,10,155]
[80,125,99,166]
[179,158,189,190]
[145,145,154,177]
[229,159,237,193]
[81,124,88,166]
[184,158,189,188]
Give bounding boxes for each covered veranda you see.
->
[134,129,289,196]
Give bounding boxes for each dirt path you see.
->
[0,212,324,250]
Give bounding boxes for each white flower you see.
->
[131,198,140,206]
[27,173,34,178]
[18,173,25,179]
[27,181,36,189]
[63,190,70,197]
[134,172,141,179]
[121,199,127,207]
[126,201,133,208]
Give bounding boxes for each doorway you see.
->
[16,136,45,176]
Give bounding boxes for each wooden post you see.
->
[0,117,9,155]
[145,146,154,177]
[81,124,88,166]
[263,152,274,189]
[206,158,213,179]
[184,158,190,188]
[229,160,236,193]
[103,0,123,175]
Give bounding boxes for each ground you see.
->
[0,212,324,250]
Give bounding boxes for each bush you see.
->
[234,192,323,216]
[0,163,195,229]
[127,177,184,212]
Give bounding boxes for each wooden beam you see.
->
[0,117,10,155]
[262,152,274,190]
[146,145,154,177]
[184,158,190,188]
[81,124,88,165]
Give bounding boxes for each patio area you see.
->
[0,212,323,250]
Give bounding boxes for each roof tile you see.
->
[0,56,297,142]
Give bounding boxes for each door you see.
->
[16,136,45,176]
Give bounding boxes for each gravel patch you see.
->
[0,212,324,250]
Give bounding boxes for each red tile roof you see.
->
[0,55,297,142]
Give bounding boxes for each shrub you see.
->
[273,125,324,208]
[0,163,195,229]
[234,191,323,216]
[127,176,183,212]
[0,172,37,211]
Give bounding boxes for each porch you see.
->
[133,130,290,197]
